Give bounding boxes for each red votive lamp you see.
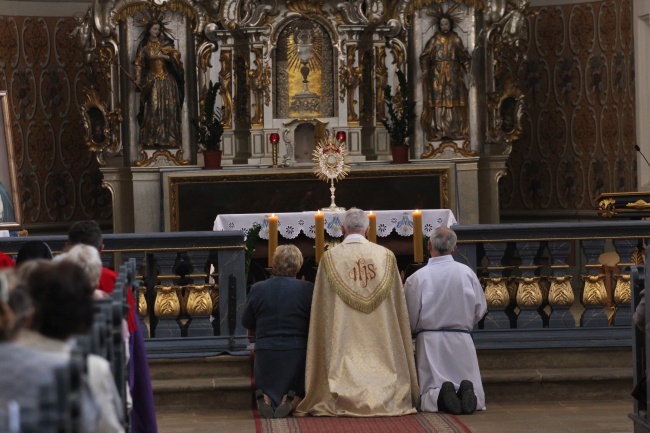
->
[336,131,346,142]
[269,133,280,143]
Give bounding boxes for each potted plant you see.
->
[381,69,416,164]
[193,80,225,169]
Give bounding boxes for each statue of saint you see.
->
[133,13,185,148]
[419,15,470,140]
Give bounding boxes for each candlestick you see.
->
[268,214,278,267]
[412,210,423,263]
[368,211,377,243]
[315,211,325,263]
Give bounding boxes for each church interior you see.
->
[1,0,650,431]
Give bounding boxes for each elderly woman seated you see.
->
[242,244,314,418]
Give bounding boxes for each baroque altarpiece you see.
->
[73,0,531,231]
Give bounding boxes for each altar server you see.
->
[404,227,487,414]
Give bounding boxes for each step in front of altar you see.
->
[150,355,252,412]
[149,349,632,412]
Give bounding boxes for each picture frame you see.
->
[0,90,22,230]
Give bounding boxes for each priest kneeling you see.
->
[295,208,419,417]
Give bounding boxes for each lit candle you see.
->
[268,214,278,268]
[368,211,377,243]
[412,209,423,263]
[315,211,325,263]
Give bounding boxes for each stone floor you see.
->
[157,398,634,433]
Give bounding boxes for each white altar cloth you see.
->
[213,209,457,240]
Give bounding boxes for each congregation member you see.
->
[18,257,125,432]
[296,208,419,417]
[15,240,53,266]
[404,227,487,415]
[67,220,158,433]
[242,244,314,418]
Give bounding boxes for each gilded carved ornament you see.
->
[625,200,650,210]
[185,284,215,316]
[81,87,124,166]
[547,275,574,307]
[486,81,525,151]
[482,277,510,309]
[219,50,233,129]
[613,274,631,305]
[580,274,607,307]
[597,198,616,217]
[375,46,388,122]
[421,140,476,159]
[154,285,181,318]
[112,0,207,35]
[135,149,191,167]
[516,277,543,308]
[335,0,385,25]
[389,0,484,28]
[138,286,148,317]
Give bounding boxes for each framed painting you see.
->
[0,91,22,230]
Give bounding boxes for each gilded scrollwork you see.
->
[375,45,388,122]
[219,50,233,129]
[339,46,362,123]
[81,86,123,165]
[138,286,148,317]
[597,197,616,217]
[487,82,525,148]
[421,140,476,159]
[134,149,190,167]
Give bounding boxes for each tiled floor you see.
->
[157,398,635,433]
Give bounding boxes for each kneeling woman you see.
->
[242,245,314,418]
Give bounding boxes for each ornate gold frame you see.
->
[0,91,22,230]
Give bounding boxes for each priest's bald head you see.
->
[341,208,369,238]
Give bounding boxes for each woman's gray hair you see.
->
[429,227,457,255]
[272,244,304,277]
[54,244,103,288]
[342,207,369,235]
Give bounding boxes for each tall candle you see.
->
[268,214,278,267]
[315,211,325,263]
[368,211,377,243]
[413,209,423,263]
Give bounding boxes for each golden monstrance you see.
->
[312,135,350,211]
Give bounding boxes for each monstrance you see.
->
[312,135,350,211]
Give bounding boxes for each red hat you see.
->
[0,252,16,269]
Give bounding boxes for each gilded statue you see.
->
[341,47,363,123]
[133,11,185,148]
[420,7,471,140]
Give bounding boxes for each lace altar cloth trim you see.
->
[213,210,457,240]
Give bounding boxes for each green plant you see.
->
[245,222,262,279]
[193,80,224,152]
[381,69,416,147]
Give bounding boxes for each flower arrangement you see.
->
[193,80,224,152]
[381,69,416,147]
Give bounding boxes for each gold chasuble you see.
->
[295,236,419,417]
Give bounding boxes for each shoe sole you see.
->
[458,381,477,414]
[439,382,462,415]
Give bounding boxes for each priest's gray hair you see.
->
[272,244,303,277]
[342,207,369,235]
[54,244,103,288]
[429,227,457,255]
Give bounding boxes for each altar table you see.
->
[213,209,457,240]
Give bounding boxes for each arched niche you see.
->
[274,18,335,119]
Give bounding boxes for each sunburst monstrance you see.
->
[312,135,350,211]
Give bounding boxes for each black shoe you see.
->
[255,389,274,419]
[273,390,296,418]
[437,381,462,415]
[457,380,477,414]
